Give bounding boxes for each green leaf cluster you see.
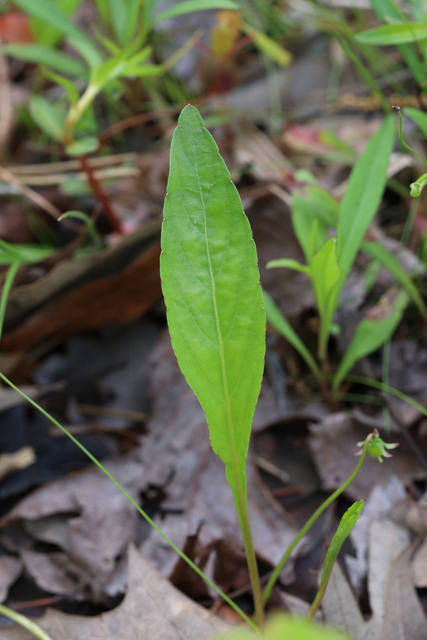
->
[3,0,241,149]
[266,115,425,391]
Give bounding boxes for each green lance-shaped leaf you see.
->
[338,116,394,291]
[310,236,341,360]
[161,105,265,530]
[355,23,427,46]
[308,500,364,621]
[333,288,409,391]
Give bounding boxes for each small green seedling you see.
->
[0,106,401,637]
[266,111,427,394]
[307,499,365,621]
[160,105,398,625]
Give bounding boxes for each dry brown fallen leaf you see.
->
[0,447,35,481]
[0,450,147,601]
[308,412,427,501]
[0,545,227,640]
[1,242,162,351]
[138,337,299,583]
[321,519,427,640]
[0,335,299,603]
[0,555,22,603]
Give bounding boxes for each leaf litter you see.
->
[1,3,427,639]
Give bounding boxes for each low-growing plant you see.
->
[265,113,427,397]
[0,106,400,638]
[355,0,427,95]
[2,0,293,232]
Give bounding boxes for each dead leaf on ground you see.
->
[308,412,427,501]
[138,336,300,587]
[0,334,299,603]
[0,555,22,603]
[322,519,427,640]
[1,242,162,351]
[413,537,427,588]
[372,340,427,426]
[0,447,35,481]
[0,545,227,640]
[3,219,160,332]
[0,451,146,601]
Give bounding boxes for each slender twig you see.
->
[0,165,62,220]
[77,155,123,234]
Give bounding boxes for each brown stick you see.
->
[77,154,123,234]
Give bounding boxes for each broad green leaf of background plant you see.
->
[367,0,427,87]
[403,106,427,139]
[333,289,409,390]
[0,239,56,265]
[29,0,83,47]
[337,116,394,290]
[263,291,321,381]
[310,237,341,359]
[1,43,86,77]
[29,95,66,142]
[291,186,338,263]
[65,136,99,156]
[107,0,141,46]
[356,23,427,45]
[68,36,104,73]
[308,500,364,620]
[152,0,239,25]
[241,22,292,67]
[13,0,88,43]
[160,103,265,502]
[42,69,80,105]
[215,613,349,640]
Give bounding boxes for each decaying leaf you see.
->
[0,545,227,640]
[0,450,145,601]
[0,556,22,603]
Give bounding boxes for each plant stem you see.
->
[77,154,123,234]
[262,438,370,605]
[0,604,53,640]
[0,373,259,633]
[62,84,99,146]
[233,467,264,627]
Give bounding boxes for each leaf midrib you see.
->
[192,136,237,459]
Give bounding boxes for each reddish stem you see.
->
[78,154,123,234]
